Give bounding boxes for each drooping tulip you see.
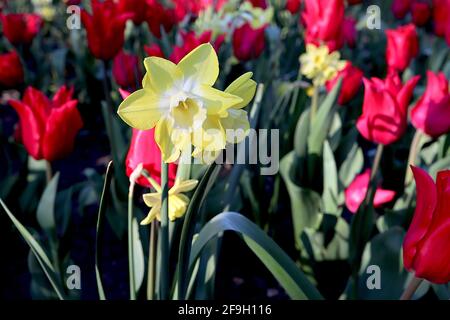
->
[0,51,24,88]
[386,24,419,72]
[411,71,450,138]
[403,166,450,284]
[81,0,131,60]
[0,13,42,45]
[326,62,363,105]
[112,50,141,89]
[9,86,83,161]
[232,22,267,61]
[357,72,420,145]
[345,169,396,213]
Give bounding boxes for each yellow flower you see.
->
[117,43,256,163]
[299,44,346,86]
[141,179,199,225]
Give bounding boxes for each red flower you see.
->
[0,51,24,88]
[81,0,131,60]
[345,169,396,214]
[392,0,411,19]
[432,0,450,37]
[118,0,148,25]
[9,86,83,161]
[347,0,362,4]
[146,0,176,38]
[343,17,357,48]
[0,13,42,45]
[302,0,345,51]
[170,30,213,63]
[411,71,450,138]
[286,0,302,13]
[326,62,363,105]
[411,1,431,26]
[144,44,164,58]
[232,23,267,61]
[357,72,420,145]
[386,24,419,72]
[64,0,82,5]
[173,0,226,22]
[119,89,177,187]
[112,50,141,89]
[403,167,450,284]
[248,0,268,9]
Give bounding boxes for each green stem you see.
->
[364,144,384,206]
[310,85,319,121]
[128,182,136,300]
[160,160,169,300]
[45,161,53,184]
[400,277,423,300]
[404,130,423,186]
[147,221,158,300]
[101,60,118,161]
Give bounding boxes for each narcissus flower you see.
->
[141,178,198,224]
[300,44,346,86]
[9,86,83,161]
[117,43,256,163]
[0,51,24,88]
[403,166,450,284]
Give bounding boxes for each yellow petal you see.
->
[194,85,243,115]
[140,206,160,225]
[192,115,226,151]
[117,89,162,130]
[170,179,198,194]
[143,57,183,93]
[155,118,181,163]
[178,43,219,88]
[143,192,161,207]
[192,148,222,164]
[220,109,250,144]
[169,194,189,220]
[225,72,257,109]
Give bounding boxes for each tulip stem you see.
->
[405,130,423,186]
[310,85,319,121]
[400,277,423,300]
[147,221,158,300]
[128,180,136,300]
[160,160,170,300]
[365,144,384,206]
[45,161,53,183]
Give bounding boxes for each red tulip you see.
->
[170,30,215,64]
[146,0,176,38]
[403,166,450,284]
[119,89,177,187]
[118,0,148,25]
[345,169,396,214]
[286,0,302,13]
[173,0,226,22]
[357,72,420,145]
[326,62,363,105]
[0,13,42,45]
[232,22,267,61]
[347,0,363,4]
[432,0,450,37]
[343,17,357,48]
[112,50,141,89]
[411,1,431,26]
[411,71,450,138]
[9,86,83,161]
[386,24,419,72]
[64,0,82,5]
[144,44,164,58]
[302,0,345,51]
[0,51,24,88]
[81,0,131,60]
[248,0,268,9]
[392,0,411,19]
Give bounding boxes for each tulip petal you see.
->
[373,189,396,208]
[143,56,183,93]
[403,166,438,271]
[397,75,420,113]
[225,72,257,109]
[117,89,163,130]
[178,43,219,89]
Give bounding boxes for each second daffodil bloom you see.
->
[117,43,256,163]
[300,44,346,87]
[141,178,199,225]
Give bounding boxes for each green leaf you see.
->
[429,155,450,179]
[36,172,59,234]
[322,141,338,214]
[188,212,323,300]
[339,143,364,188]
[132,218,145,291]
[294,109,311,159]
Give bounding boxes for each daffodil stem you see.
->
[310,85,319,121]
[147,221,158,300]
[160,160,170,300]
[405,130,423,186]
[101,60,118,165]
[45,161,53,184]
[128,183,136,300]
[364,144,384,206]
[400,277,423,300]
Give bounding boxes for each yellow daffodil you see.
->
[299,44,346,86]
[141,179,199,225]
[117,43,256,163]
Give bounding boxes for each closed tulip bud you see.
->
[432,0,450,37]
[326,62,363,105]
[357,72,420,145]
[112,50,141,89]
[0,51,24,88]
[8,86,83,161]
[232,22,267,62]
[0,13,42,45]
[403,167,450,284]
[411,71,450,138]
[392,0,411,19]
[386,24,419,72]
[411,1,431,26]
